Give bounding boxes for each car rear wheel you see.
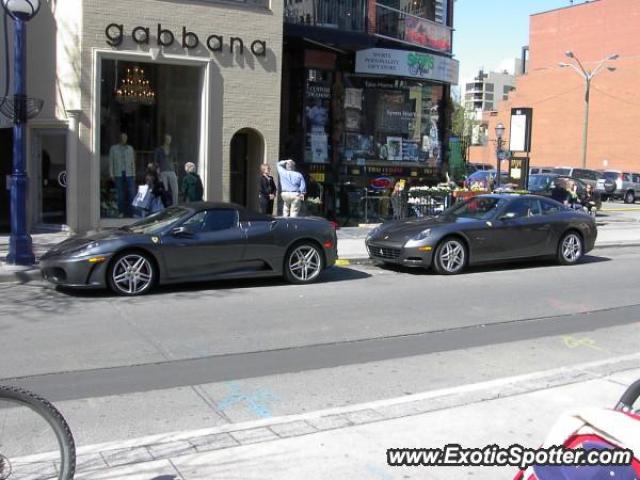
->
[107,251,157,296]
[557,232,583,266]
[433,238,467,275]
[284,243,323,284]
[624,191,635,204]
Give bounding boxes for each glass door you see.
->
[33,130,67,226]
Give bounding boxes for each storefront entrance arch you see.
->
[230,128,264,211]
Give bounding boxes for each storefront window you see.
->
[99,59,202,219]
[340,76,444,167]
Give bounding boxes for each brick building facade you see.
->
[469,0,640,173]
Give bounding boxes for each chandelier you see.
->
[116,66,156,106]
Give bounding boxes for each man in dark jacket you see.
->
[259,164,277,214]
[550,178,570,205]
[181,162,204,203]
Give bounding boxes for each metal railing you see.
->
[284,0,367,32]
[375,3,452,53]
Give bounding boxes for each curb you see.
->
[67,353,640,474]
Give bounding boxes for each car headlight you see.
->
[412,229,432,241]
[367,226,382,240]
[69,242,100,257]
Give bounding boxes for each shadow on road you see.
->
[374,254,611,276]
[49,265,371,299]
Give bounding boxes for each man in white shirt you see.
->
[277,159,306,217]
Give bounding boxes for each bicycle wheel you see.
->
[0,386,75,480]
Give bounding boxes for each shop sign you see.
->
[404,17,452,53]
[105,23,267,57]
[370,177,393,190]
[355,48,459,85]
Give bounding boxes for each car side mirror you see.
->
[500,212,517,221]
[171,226,194,238]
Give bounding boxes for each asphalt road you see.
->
[1,245,639,445]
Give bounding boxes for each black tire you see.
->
[624,191,635,204]
[0,385,76,480]
[284,242,324,284]
[107,251,157,296]
[557,231,584,266]
[433,237,467,275]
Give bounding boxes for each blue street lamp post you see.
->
[2,0,41,265]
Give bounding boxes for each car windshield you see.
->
[553,168,571,176]
[603,171,620,180]
[447,197,507,220]
[528,175,552,191]
[123,207,190,234]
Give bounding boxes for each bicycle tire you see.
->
[0,385,76,480]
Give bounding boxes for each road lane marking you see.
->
[562,336,604,351]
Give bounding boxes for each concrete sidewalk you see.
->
[48,354,640,479]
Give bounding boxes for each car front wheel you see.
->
[284,243,324,284]
[107,251,157,296]
[557,232,583,266]
[433,238,467,275]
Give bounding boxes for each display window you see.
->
[99,59,203,219]
[339,76,444,168]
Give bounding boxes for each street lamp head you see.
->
[608,54,619,61]
[559,63,570,68]
[1,0,41,21]
[495,122,506,140]
[607,66,617,72]
[565,51,575,59]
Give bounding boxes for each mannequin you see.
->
[109,132,136,217]
[154,134,179,206]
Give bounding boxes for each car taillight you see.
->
[323,240,334,249]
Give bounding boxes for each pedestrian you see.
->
[567,180,580,208]
[390,180,404,220]
[181,162,204,203]
[582,183,597,215]
[551,178,570,205]
[277,159,306,217]
[258,164,277,214]
[144,163,166,215]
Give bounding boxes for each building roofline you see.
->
[531,0,601,17]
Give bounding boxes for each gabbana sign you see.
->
[355,48,459,85]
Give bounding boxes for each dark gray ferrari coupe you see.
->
[40,202,338,295]
[366,194,597,274]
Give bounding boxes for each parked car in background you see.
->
[528,174,601,209]
[530,167,555,175]
[551,167,602,189]
[596,170,640,203]
[466,163,495,175]
[464,170,509,190]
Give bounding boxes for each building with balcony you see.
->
[0,0,283,233]
[281,0,458,224]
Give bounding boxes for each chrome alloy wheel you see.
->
[561,233,582,263]
[111,254,154,295]
[288,245,322,282]
[439,240,466,273]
